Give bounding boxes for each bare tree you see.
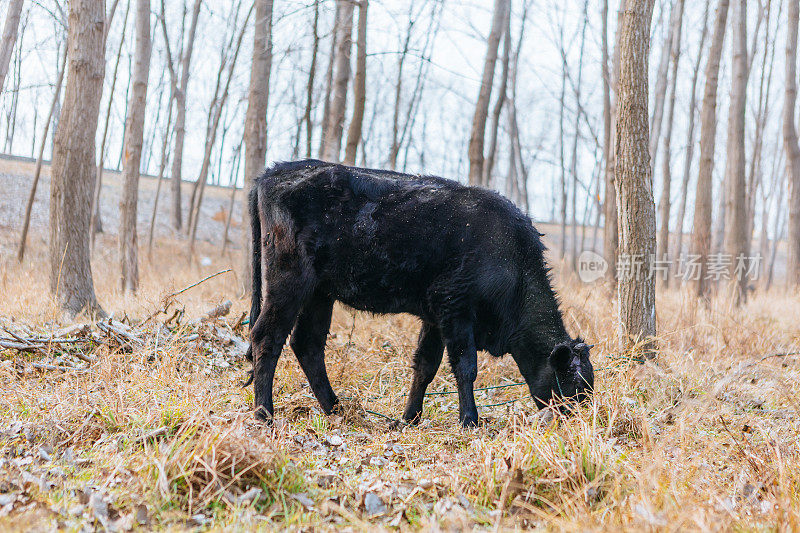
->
[146,95,175,258]
[656,0,684,273]
[189,3,252,256]
[393,1,444,172]
[318,4,340,159]
[603,0,626,283]
[91,0,131,242]
[169,0,202,230]
[222,142,242,254]
[118,0,152,293]
[690,0,729,298]
[344,0,368,165]
[388,3,414,170]
[615,0,656,354]
[88,0,125,239]
[483,5,511,186]
[49,0,106,316]
[674,2,710,263]
[0,0,24,95]
[722,0,749,304]
[506,0,531,212]
[2,10,25,150]
[17,47,67,263]
[745,2,773,259]
[569,0,590,265]
[601,0,612,267]
[558,35,567,259]
[303,0,320,158]
[241,0,273,289]
[467,0,510,186]
[649,0,679,168]
[785,0,800,286]
[320,0,354,162]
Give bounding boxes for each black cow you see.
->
[246,160,593,427]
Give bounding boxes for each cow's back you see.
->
[253,160,544,336]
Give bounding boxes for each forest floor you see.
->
[0,235,799,531]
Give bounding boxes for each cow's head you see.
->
[516,339,594,409]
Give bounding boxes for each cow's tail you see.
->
[243,184,262,387]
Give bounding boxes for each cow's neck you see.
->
[514,270,571,358]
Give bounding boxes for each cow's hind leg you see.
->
[290,291,338,414]
[251,282,310,422]
[402,323,444,424]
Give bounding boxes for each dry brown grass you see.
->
[1,237,799,530]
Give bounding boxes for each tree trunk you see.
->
[570,0,589,267]
[320,0,354,162]
[0,0,24,95]
[17,47,67,263]
[241,0,273,291]
[604,0,625,283]
[483,6,511,187]
[505,0,530,211]
[615,0,656,355]
[467,0,510,186]
[558,56,567,259]
[690,0,729,298]
[722,0,749,304]
[649,0,679,169]
[344,0,367,165]
[119,0,152,293]
[147,95,175,258]
[318,4,340,159]
[767,191,787,290]
[304,0,320,158]
[395,2,444,172]
[746,1,774,260]
[222,143,242,254]
[3,16,24,152]
[91,0,132,244]
[656,0,684,275]
[601,0,612,260]
[387,3,414,170]
[785,0,800,286]
[674,2,709,265]
[186,54,225,232]
[49,0,106,316]
[169,0,202,231]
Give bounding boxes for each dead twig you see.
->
[0,339,40,352]
[167,269,232,299]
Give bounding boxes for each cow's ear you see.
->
[549,343,572,372]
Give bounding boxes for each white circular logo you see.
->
[577,250,608,283]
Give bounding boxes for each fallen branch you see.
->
[0,339,39,352]
[167,269,232,299]
[143,269,232,326]
[97,321,144,348]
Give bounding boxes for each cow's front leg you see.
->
[442,321,479,427]
[402,322,444,424]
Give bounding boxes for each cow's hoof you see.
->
[401,411,423,426]
[460,414,480,428]
[254,407,274,425]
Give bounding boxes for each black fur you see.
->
[247,159,594,426]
